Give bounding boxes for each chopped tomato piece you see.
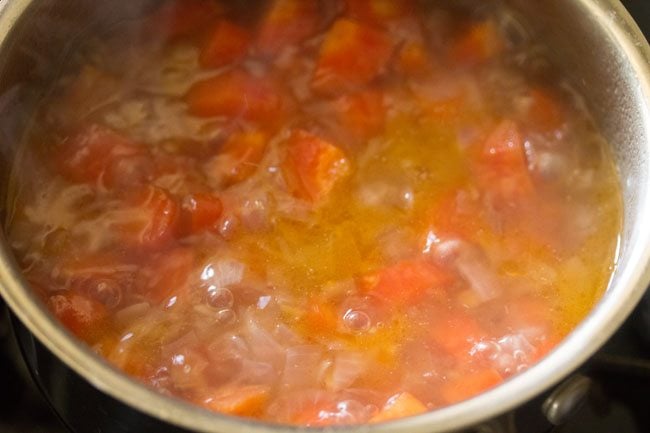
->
[335,90,385,141]
[181,193,223,234]
[186,70,283,123]
[148,0,222,39]
[257,0,319,57]
[369,392,427,423]
[525,88,564,132]
[117,186,180,250]
[397,41,433,78]
[56,124,141,184]
[485,120,532,180]
[200,21,251,69]
[451,21,505,66]
[138,247,195,306]
[429,312,487,359]
[441,368,503,404]
[48,292,107,338]
[474,120,533,206]
[480,120,528,169]
[312,19,394,95]
[300,300,339,336]
[346,0,416,25]
[199,384,270,416]
[203,131,268,186]
[282,130,351,202]
[426,191,485,240]
[104,154,154,189]
[360,259,452,307]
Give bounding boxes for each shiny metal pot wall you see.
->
[1,1,650,432]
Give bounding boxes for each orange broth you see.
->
[5,0,622,426]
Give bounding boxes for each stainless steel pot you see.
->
[1,1,650,432]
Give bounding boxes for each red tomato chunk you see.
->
[186,70,283,123]
[257,0,319,57]
[181,193,223,234]
[116,186,180,250]
[360,259,452,307]
[56,125,142,184]
[148,0,222,39]
[200,21,251,69]
[312,19,394,95]
[282,130,351,203]
[48,292,107,338]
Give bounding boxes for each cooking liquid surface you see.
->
[4,0,622,426]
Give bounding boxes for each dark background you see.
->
[622,0,650,35]
[1,1,650,432]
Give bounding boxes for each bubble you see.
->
[206,286,234,310]
[218,215,239,239]
[342,309,371,333]
[216,308,237,325]
[87,279,123,309]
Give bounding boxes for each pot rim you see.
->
[1,0,650,432]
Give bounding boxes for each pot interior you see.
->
[0,1,649,432]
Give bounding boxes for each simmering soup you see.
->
[5,0,622,426]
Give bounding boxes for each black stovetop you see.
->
[1,1,650,432]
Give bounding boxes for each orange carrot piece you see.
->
[369,392,427,423]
